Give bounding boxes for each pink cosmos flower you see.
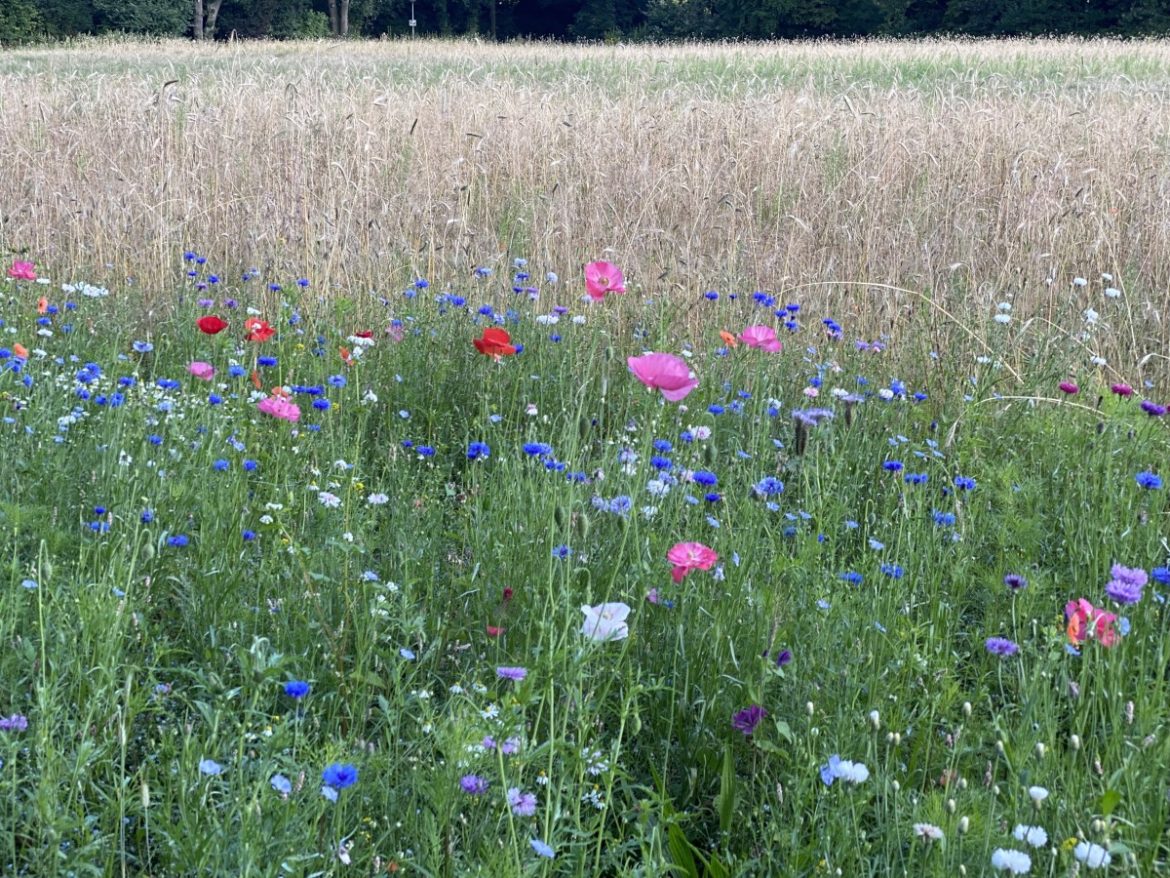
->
[584,261,626,301]
[667,541,718,583]
[187,361,216,381]
[627,352,698,402]
[739,325,782,353]
[7,261,36,281]
[257,396,301,422]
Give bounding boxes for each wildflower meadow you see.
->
[3,37,1170,878]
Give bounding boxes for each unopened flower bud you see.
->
[946,798,956,814]
[958,816,970,835]
[1035,742,1046,758]
[1091,818,1105,834]
[806,701,815,716]
[869,710,881,729]
[1070,734,1081,750]
[962,701,972,717]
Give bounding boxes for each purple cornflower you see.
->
[1141,400,1167,417]
[985,636,1019,657]
[496,666,528,682]
[501,736,521,755]
[775,648,793,667]
[460,774,489,796]
[1003,573,1028,591]
[731,704,767,736]
[0,714,29,732]
[507,787,537,816]
[1105,564,1147,605]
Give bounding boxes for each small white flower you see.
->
[367,493,389,506]
[1073,276,1088,287]
[318,492,342,509]
[997,301,1012,312]
[1102,272,1113,281]
[259,514,274,525]
[913,823,945,842]
[481,703,500,720]
[1027,785,1049,804]
[1083,308,1099,324]
[1074,842,1111,869]
[1104,287,1121,298]
[993,313,1011,324]
[1012,825,1048,848]
[362,389,378,403]
[991,848,1031,874]
[246,306,262,316]
[1090,356,1107,367]
[572,315,586,325]
[836,760,869,784]
[877,388,894,400]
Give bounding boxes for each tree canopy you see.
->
[3,0,1169,43]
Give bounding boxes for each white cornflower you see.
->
[1074,842,1111,869]
[994,313,1011,324]
[318,492,341,509]
[991,848,1031,874]
[1073,276,1088,287]
[367,493,389,506]
[1083,308,1099,324]
[836,760,869,784]
[1013,825,1048,848]
[913,823,945,842]
[1027,785,1049,805]
[1104,287,1121,298]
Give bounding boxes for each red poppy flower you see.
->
[244,317,275,342]
[486,625,505,637]
[197,315,228,335]
[354,330,373,339]
[473,327,517,357]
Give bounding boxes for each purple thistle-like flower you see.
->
[496,666,528,682]
[1003,573,1028,591]
[460,774,490,796]
[775,649,793,667]
[507,787,537,816]
[1141,400,1167,417]
[732,704,767,736]
[1105,565,1146,605]
[0,714,29,732]
[985,636,1019,657]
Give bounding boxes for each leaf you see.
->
[666,824,701,878]
[1099,788,1121,816]
[772,718,794,744]
[717,743,736,835]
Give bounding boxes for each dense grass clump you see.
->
[2,252,1169,876]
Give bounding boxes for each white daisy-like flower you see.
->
[318,492,342,509]
[913,822,945,841]
[1012,825,1048,848]
[1073,276,1088,287]
[1074,842,1111,869]
[1027,786,1049,804]
[1104,287,1121,298]
[994,313,1011,324]
[366,493,389,506]
[991,848,1032,874]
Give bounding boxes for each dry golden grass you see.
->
[2,37,1170,347]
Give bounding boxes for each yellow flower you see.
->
[1062,837,1079,851]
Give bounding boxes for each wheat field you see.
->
[3,38,1170,344]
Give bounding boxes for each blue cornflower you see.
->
[467,441,490,461]
[708,404,725,415]
[228,364,247,378]
[148,434,163,446]
[141,510,155,524]
[213,459,229,472]
[551,545,572,560]
[1136,471,1162,489]
[284,680,311,699]
[753,476,784,496]
[415,445,435,457]
[523,442,553,457]
[932,510,956,527]
[243,459,258,472]
[168,534,190,547]
[132,340,153,353]
[530,839,555,859]
[880,563,904,579]
[954,475,976,491]
[904,473,928,486]
[242,530,257,541]
[322,763,358,790]
[705,492,721,503]
[257,356,277,367]
[650,455,672,471]
[653,439,673,453]
[883,460,904,472]
[609,495,632,515]
[327,375,347,388]
[312,399,331,411]
[839,571,864,585]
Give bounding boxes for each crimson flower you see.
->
[197,315,228,335]
[473,327,517,357]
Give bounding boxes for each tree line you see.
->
[2,0,1168,43]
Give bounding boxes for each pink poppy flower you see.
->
[1065,598,1118,648]
[667,541,718,583]
[257,396,301,422]
[584,261,626,301]
[740,325,782,353]
[627,352,698,402]
[7,261,36,281]
[187,361,216,381]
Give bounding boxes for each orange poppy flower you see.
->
[339,346,354,367]
[719,330,738,348]
[13,343,29,359]
[243,317,275,343]
[37,296,48,314]
[250,370,263,390]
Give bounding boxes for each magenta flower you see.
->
[187,361,216,381]
[667,541,718,583]
[1111,383,1134,397]
[627,353,698,402]
[584,261,626,301]
[1058,381,1079,395]
[739,325,782,353]
[7,260,36,281]
[257,396,301,422]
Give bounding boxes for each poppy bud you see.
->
[604,345,615,361]
[554,506,567,528]
[703,443,716,465]
[578,415,591,439]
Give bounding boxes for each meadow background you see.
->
[2,37,1170,876]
